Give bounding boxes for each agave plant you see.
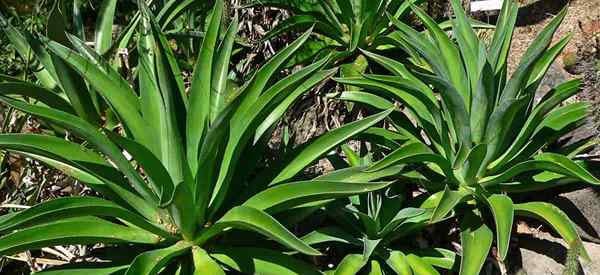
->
[0,1,396,273]
[335,0,600,274]
[247,0,424,67]
[301,148,458,275]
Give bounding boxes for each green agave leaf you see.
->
[125,241,192,275]
[498,6,567,103]
[316,165,404,182]
[0,12,56,88]
[95,0,118,54]
[525,33,573,89]
[385,251,412,275]
[35,265,128,275]
[0,134,159,221]
[410,248,457,270]
[488,0,518,74]
[301,226,361,246]
[405,254,440,275]
[209,29,315,215]
[339,91,395,110]
[197,206,320,256]
[271,109,393,185]
[514,202,589,260]
[379,208,427,237]
[485,194,514,260]
[46,5,101,125]
[481,152,600,186]
[0,217,159,256]
[138,2,188,187]
[0,97,157,203]
[187,0,223,171]
[367,260,383,275]
[430,186,469,223]
[157,0,197,29]
[367,141,453,178]
[210,15,238,122]
[0,197,170,238]
[409,3,468,105]
[491,79,582,170]
[244,180,392,214]
[335,254,367,275]
[211,246,322,275]
[45,40,148,144]
[0,82,74,114]
[192,246,224,275]
[105,132,175,207]
[459,211,493,275]
[254,63,335,144]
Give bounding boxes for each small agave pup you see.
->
[302,147,458,275]
[0,1,395,274]
[336,0,599,274]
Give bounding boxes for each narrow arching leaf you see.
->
[0,97,156,203]
[405,254,440,275]
[386,251,412,275]
[197,206,320,256]
[95,0,118,54]
[459,211,493,275]
[271,109,393,185]
[211,247,322,275]
[0,82,74,114]
[485,194,514,260]
[244,180,392,214]
[0,197,170,238]
[192,246,225,275]
[335,254,367,275]
[35,265,128,275]
[430,186,468,223]
[514,201,589,260]
[187,0,223,171]
[125,241,192,275]
[0,217,159,256]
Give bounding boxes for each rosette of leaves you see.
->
[246,0,425,67]
[0,1,395,274]
[335,0,600,274]
[300,147,458,275]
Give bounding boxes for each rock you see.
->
[513,224,600,275]
[550,188,600,242]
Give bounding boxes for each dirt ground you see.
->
[507,0,599,72]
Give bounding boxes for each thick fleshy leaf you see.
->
[0,197,170,238]
[367,141,453,179]
[45,40,148,144]
[211,247,322,275]
[481,152,600,186]
[385,251,412,275]
[0,82,74,114]
[430,186,469,223]
[35,265,128,275]
[192,246,225,275]
[301,226,361,246]
[196,206,320,256]
[95,0,118,54]
[0,97,156,203]
[271,109,393,185]
[405,254,440,275]
[485,194,514,260]
[186,0,223,171]
[459,211,493,275]
[244,180,393,214]
[514,202,589,260]
[335,254,367,275]
[0,217,159,256]
[125,241,192,275]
